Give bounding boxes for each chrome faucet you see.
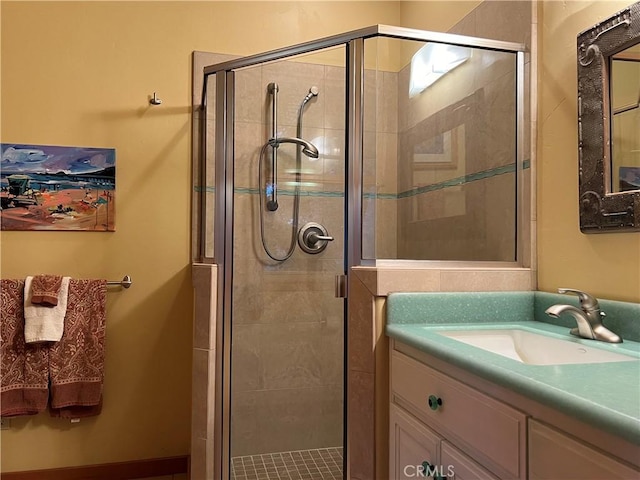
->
[545,288,622,343]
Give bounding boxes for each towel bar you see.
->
[107,275,132,289]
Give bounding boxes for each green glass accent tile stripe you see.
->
[233,187,345,197]
[363,191,396,200]
[194,185,216,193]
[194,160,530,198]
[366,160,530,199]
[397,162,518,199]
[193,186,344,196]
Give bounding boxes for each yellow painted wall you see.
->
[538,0,640,302]
[399,0,481,31]
[0,1,401,473]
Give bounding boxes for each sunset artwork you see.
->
[0,144,116,231]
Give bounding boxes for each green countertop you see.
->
[385,293,640,445]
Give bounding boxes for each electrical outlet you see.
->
[0,418,10,430]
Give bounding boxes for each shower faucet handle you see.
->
[309,233,334,243]
[298,222,333,254]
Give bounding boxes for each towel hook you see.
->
[149,92,162,106]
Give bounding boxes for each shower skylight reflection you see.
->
[409,43,472,97]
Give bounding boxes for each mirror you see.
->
[577,1,640,232]
[611,45,640,193]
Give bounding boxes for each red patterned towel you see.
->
[49,279,107,418]
[30,274,63,307]
[0,279,49,416]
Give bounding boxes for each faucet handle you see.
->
[557,288,600,310]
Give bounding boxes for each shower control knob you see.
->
[309,233,334,243]
[298,222,334,254]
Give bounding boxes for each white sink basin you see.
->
[438,328,637,365]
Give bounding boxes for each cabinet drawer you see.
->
[391,350,526,479]
[529,420,639,479]
[390,404,440,480]
[441,441,500,480]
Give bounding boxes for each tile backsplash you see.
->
[386,291,640,342]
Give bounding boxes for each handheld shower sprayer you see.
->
[302,86,319,104]
[268,137,319,159]
[259,84,320,261]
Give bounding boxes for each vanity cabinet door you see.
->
[390,404,441,480]
[529,420,639,479]
[440,441,500,480]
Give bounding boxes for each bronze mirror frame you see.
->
[577,1,640,233]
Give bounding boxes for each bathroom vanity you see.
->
[390,343,526,479]
[386,292,640,480]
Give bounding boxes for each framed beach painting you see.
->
[0,144,116,231]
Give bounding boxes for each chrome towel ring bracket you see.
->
[298,222,334,254]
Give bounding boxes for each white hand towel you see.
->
[24,276,70,343]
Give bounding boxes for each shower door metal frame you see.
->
[200,25,526,480]
[216,69,235,480]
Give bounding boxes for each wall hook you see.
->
[149,92,162,106]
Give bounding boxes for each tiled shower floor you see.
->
[231,447,343,480]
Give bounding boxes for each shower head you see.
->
[306,85,319,100]
[301,86,319,106]
[268,136,319,159]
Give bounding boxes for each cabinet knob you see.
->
[428,394,443,411]
[422,460,447,479]
[422,461,437,477]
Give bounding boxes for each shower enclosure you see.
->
[194,25,526,480]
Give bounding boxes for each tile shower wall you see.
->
[462,0,533,268]
[230,58,345,456]
[397,47,517,261]
[363,1,531,262]
[364,68,399,259]
[427,0,532,263]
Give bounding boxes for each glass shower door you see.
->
[229,46,346,479]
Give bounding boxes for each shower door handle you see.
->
[335,274,347,298]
